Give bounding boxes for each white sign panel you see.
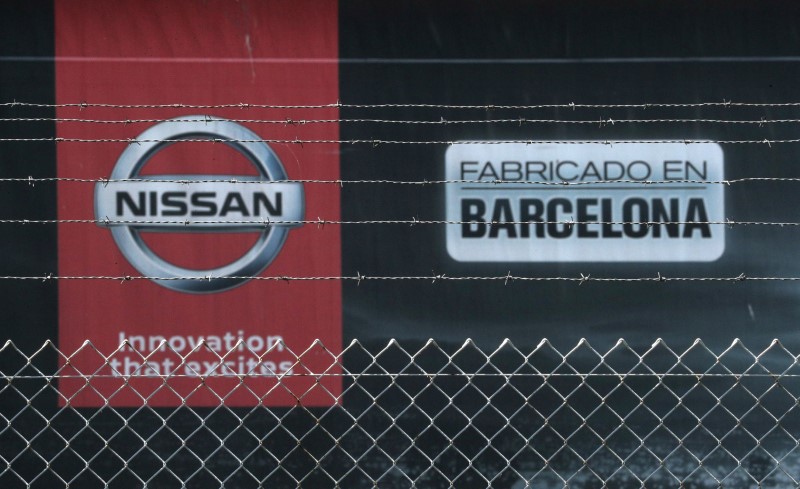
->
[445,142,725,262]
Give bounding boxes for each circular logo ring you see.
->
[104,116,301,293]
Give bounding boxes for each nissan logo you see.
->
[94,116,304,293]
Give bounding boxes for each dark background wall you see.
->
[339,0,800,353]
[0,0,56,355]
[2,0,800,357]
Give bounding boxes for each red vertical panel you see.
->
[55,0,340,407]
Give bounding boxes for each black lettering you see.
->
[220,193,249,216]
[628,161,652,181]
[149,191,158,216]
[623,198,649,238]
[663,160,683,180]
[651,198,679,237]
[686,160,707,180]
[603,161,625,180]
[547,198,573,238]
[478,162,499,180]
[190,192,217,216]
[525,161,547,181]
[116,192,146,216]
[253,193,282,216]
[489,199,516,238]
[683,198,711,238]
[601,199,622,238]
[161,192,187,216]
[461,161,479,179]
[519,199,544,238]
[576,199,598,237]
[501,161,522,181]
[581,162,601,181]
[555,161,578,181]
[461,199,486,237]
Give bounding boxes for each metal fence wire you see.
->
[3,338,800,488]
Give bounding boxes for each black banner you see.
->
[339,1,800,352]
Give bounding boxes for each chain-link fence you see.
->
[2,338,800,488]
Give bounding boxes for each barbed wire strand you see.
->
[4,372,799,379]
[1,218,796,227]
[1,137,797,145]
[4,177,800,186]
[2,116,800,125]
[0,273,784,283]
[5,101,800,109]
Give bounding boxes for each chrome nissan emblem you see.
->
[94,116,304,293]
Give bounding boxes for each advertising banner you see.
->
[55,0,341,406]
[338,1,800,353]
[445,142,725,262]
[2,0,800,403]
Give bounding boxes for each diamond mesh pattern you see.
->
[2,338,800,488]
